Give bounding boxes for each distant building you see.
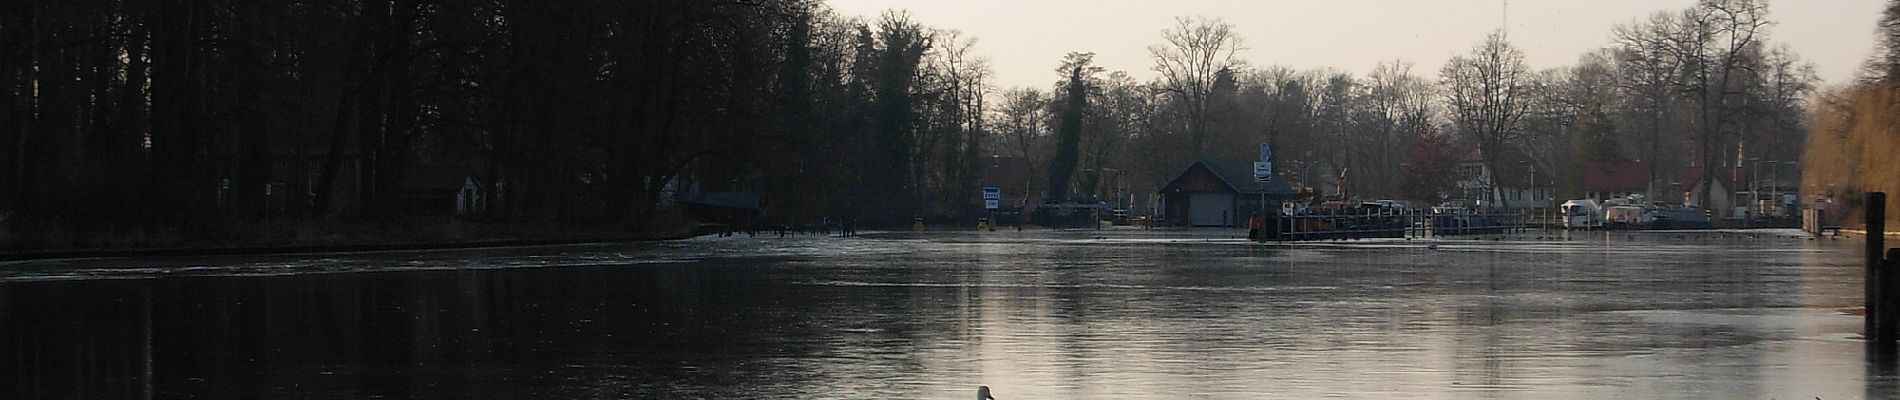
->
[1455,149,1552,209]
[1158,160,1295,227]
[1683,166,1752,218]
[1578,161,1758,218]
[1582,161,1652,201]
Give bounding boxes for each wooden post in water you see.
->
[1885,247,1900,346]
[1869,192,1888,343]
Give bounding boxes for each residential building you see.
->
[1455,149,1553,209]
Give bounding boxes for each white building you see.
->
[1455,148,1552,209]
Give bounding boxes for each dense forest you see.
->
[0,0,1855,250]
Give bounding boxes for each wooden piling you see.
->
[1885,248,1900,346]
[1870,192,1888,343]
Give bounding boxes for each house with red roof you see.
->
[1581,161,1652,202]
[1580,160,1757,218]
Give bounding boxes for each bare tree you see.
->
[1669,0,1769,213]
[1258,67,1323,188]
[917,29,992,214]
[993,87,1048,202]
[1148,16,1245,158]
[1519,65,1597,200]
[1873,0,1900,79]
[1312,72,1355,197]
[995,88,1048,160]
[1613,11,1687,200]
[1356,60,1436,197]
[1080,71,1146,201]
[1752,44,1816,162]
[1442,30,1531,209]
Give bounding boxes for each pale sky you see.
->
[825,0,1886,90]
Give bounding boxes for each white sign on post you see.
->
[984,199,1000,210]
[1254,144,1272,182]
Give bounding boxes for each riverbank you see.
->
[0,217,693,261]
[3,228,1880,398]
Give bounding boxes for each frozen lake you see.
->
[3,228,1896,399]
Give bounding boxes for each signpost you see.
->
[1254,144,1272,183]
[1254,145,1273,237]
[982,187,1001,231]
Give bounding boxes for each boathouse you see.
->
[1159,160,1296,227]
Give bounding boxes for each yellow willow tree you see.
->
[1801,0,1900,229]
[1802,83,1900,229]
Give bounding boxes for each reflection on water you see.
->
[3,229,1896,398]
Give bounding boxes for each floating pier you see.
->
[1261,211,1528,242]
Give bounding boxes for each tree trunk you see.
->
[148,0,205,224]
[1,1,37,216]
[117,3,150,219]
[313,33,370,217]
[312,91,355,216]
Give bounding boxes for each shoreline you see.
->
[0,233,694,262]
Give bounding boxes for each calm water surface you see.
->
[3,229,1896,399]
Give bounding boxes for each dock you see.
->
[1261,211,1529,242]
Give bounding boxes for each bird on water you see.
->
[977,385,998,400]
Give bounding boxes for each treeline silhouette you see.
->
[1,0,998,249]
[0,0,1852,250]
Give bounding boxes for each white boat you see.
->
[1604,205,1651,229]
[1560,199,1604,230]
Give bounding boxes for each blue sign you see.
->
[1255,144,1272,182]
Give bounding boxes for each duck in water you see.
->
[977,385,998,400]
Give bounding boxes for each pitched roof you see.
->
[1490,163,1555,188]
[1583,161,1651,192]
[1580,163,1755,192]
[1463,147,1553,188]
[1160,160,1296,196]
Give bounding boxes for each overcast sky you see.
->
[825,0,1886,90]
